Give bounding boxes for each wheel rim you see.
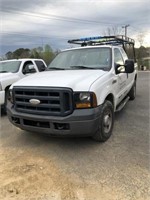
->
[103,109,112,134]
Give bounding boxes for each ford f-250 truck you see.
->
[7,36,137,142]
[0,58,47,112]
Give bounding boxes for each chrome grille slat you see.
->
[16,101,61,108]
[15,95,60,101]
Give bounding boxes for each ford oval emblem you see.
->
[29,99,41,105]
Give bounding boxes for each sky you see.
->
[0,0,150,56]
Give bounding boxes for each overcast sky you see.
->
[0,0,150,55]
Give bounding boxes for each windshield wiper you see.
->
[70,65,96,69]
[96,67,109,71]
[0,71,9,73]
[70,65,109,70]
[46,67,66,71]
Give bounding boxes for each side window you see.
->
[22,61,36,74]
[114,48,124,65]
[35,60,46,72]
[120,48,128,61]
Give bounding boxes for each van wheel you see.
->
[128,81,136,100]
[92,100,114,142]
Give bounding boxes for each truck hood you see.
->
[12,70,106,91]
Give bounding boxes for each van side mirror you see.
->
[124,59,135,73]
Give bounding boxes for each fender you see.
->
[1,73,20,90]
[89,72,116,108]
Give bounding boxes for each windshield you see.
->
[0,61,21,73]
[48,47,112,70]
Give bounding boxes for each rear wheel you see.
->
[92,100,114,142]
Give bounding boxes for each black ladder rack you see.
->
[68,35,135,46]
[68,35,136,62]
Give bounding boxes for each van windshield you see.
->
[48,47,112,71]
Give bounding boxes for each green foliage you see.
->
[5,51,13,59]
[135,46,150,69]
[5,48,30,59]
[30,48,41,59]
[5,44,58,65]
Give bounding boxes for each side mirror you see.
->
[124,59,135,73]
[23,65,36,74]
[115,64,125,74]
[115,59,134,74]
[28,65,35,71]
[27,65,36,73]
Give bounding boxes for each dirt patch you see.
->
[0,147,149,200]
[0,148,76,200]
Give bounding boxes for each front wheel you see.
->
[92,100,114,142]
[3,89,9,114]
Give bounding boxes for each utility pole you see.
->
[122,24,130,39]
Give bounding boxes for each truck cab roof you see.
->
[0,58,45,63]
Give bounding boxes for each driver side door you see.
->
[114,48,127,104]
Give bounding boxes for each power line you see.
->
[1,31,68,40]
[1,7,123,26]
[0,31,72,49]
[131,26,150,35]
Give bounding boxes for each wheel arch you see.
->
[5,85,11,92]
[105,93,114,107]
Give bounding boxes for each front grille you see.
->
[13,87,73,116]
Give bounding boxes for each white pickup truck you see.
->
[7,36,137,142]
[0,58,47,112]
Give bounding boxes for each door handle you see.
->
[112,78,117,84]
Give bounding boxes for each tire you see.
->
[128,81,136,100]
[3,89,9,114]
[92,100,114,142]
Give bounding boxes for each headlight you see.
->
[74,92,97,109]
[79,93,91,101]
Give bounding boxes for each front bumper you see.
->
[7,102,102,136]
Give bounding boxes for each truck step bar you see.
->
[116,96,130,112]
